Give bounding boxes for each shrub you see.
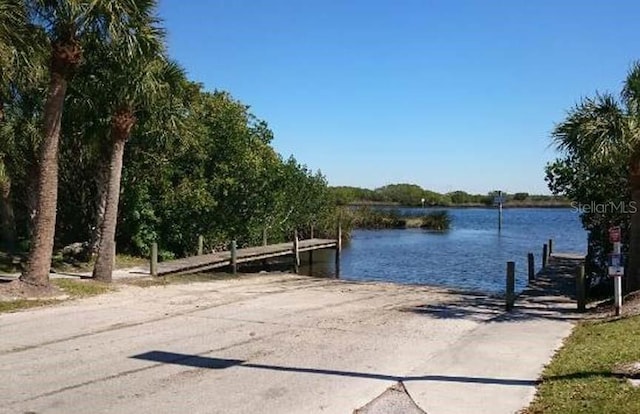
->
[420,211,451,231]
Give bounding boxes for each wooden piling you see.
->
[542,244,548,268]
[548,238,554,256]
[150,242,158,277]
[576,263,586,312]
[309,224,314,265]
[506,261,515,311]
[231,240,237,275]
[293,230,300,274]
[527,252,535,283]
[335,220,342,277]
[197,235,204,256]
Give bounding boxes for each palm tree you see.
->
[20,0,163,287]
[553,62,640,292]
[87,8,184,281]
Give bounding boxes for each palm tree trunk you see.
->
[90,159,110,255]
[20,72,68,287]
[92,109,135,282]
[627,159,640,293]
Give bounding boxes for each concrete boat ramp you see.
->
[0,262,580,413]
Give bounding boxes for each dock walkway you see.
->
[153,238,338,276]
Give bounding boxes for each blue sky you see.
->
[157,0,640,194]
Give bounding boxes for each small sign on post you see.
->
[493,191,505,232]
[609,226,621,243]
[608,226,623,316]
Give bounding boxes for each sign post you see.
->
[608,226,623,316]
[493,191,504,232]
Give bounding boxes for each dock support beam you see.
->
[576,263,586,312]
[542,243,548,269]
[309,224,314,265]
[197,235,204,256]
[506,261,515,311]
[548,238,554,256]
[527,252,535,283]
[150,242,158,277]
[231,240,237,275]
[293,230,300,274]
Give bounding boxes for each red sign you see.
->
[609,227,621,243]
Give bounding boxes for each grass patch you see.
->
[0,298,62,313]
[524,315,640,414]
[122,272,238,287]
[420,210,451,231]
[52,278,112,297]
[0,278,112,314]
[351,206,406,229]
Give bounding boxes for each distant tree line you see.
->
[330,184,567,207]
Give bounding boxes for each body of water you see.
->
[301,208,587,294]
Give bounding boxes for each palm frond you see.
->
[623,61,640,117]
[552,93,632,163]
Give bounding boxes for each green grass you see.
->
[122,272,239,287]
[525,315,640,414]
[0,278,113,314]
[0,298,62,313]
[53,278,112,297]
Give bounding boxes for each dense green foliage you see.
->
[420,211,451,231]
[0,0,336,265]
[546,62,640,291]
[330,184,567,207]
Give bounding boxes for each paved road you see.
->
[0,271,578,414]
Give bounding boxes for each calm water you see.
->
[301,208,587,294]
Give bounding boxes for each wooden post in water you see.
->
[335,220,342,277]
[527,252,535,283]
[150,242,158,277]
[293,229,300,274]
[576,262,586,312]
[548,238,554,256]
[230,240,237,275]
[197,235,204,256]
[506,261,515,311]
[309,224,315,265]
[542,243,548,269]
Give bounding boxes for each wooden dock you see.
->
[152,238,339,276]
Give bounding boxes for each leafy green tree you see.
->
[548,62,640,291]
[375,183,424,206]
